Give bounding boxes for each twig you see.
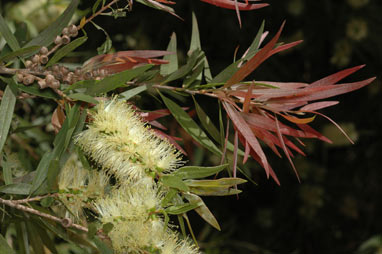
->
[77,0,122,29]
[0,197,88,232]
[12,194,58,204]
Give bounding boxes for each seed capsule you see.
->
[50,80,60,89]
[16,73,24,83]
[45,74,55,85]
[62,27,70,36]
[23,75,35,85]
[32,54,40,64]
[54,35,62,45]
[25,60,33,68]
[62,35,70,44]
[68,24,78,37]
[38,79,47,89]
[40,55,49,64]
[39,46,48,55]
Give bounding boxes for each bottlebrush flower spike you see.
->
[75,99,183,180]
[82,50,172,74]
[218,25,375,184]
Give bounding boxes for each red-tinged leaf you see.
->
[200,0,269,10]
[83,50,172,73]
[51,106,65,134]
[242,112,321,139]
[300,101,339,111]
[149,120,167,130]
[289,77,376,102]
[311,111,354,144]
[155,0,176,4]
[253,81,308,89]
[310,65,365,88]
[275,116,300,182]
[297,124,332,143]
[233,131,239,178]
[223,102,270,177]
[242,83,254,112]
[268,40,303,56]
[280,114,316,124]
[243,140,250,163]
[251,128,282,158]
[225,21,285,87]
[238,133,280,185]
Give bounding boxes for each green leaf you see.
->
[161,188,178,207]
[15,221,29,254]
[0,85,16,155]
[211,60,242,83]
[46,36,88,67]
[0,46,40,62]
[91,21,112,55]
[25,0,79,48]
[0,14,20,51]
[160,175,189,192]
[243,20,265,61]
[189,12,201,53]
[159,93,221,155]
[184,193,220,231]
[0,183,31,194]
[64,79,97,91]
[193,96,220,143]
[68,93,99,104]
[86,64,153,95]
[26,221,45,254]
[30,152,54,194]
[0,234,16,254]
[185,177,247,187]
[120,84,152,100]
[13,82,60,99]
[92,0,105,13]
[183,61,204,88]
[102,223,114,235]
[160,32,178,76]
[1,155,13,184]
[161,50,201,84]
[93,236,114,254]
[165,202,201,215]
[174,164,228,179]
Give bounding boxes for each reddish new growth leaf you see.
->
[199,0,268,27]
[199,0,268,11]
[82,50,172,74]
[217,24,375,184]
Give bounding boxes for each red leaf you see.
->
[223,102,271,177]
[310,65,365,88]
[280,114,316,124]
[225,21,285,87]
[200,0,269,11]
[300,101,339,111]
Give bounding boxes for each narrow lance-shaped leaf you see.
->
[184,193,221,231]
[159,92,222,155]
[174,164,228,179]
[0,14,20,51]
[86,64,153,95]
[0,234,16,254]
[225,21,286,87]
[0,85,16,155]
[46,36,88,67]
[0,46,40,62]
[160,32,178,76]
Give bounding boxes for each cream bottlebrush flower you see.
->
[57,153,109,221]
[95,178,200,254]
[76,99,183,180]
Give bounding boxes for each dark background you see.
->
[3,0,381,253]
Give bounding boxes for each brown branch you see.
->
[0,197,88,232]
[77,0,122,29]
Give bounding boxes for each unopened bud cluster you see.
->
[16,24,108,90]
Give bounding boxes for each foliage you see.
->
[0,0,377,253]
